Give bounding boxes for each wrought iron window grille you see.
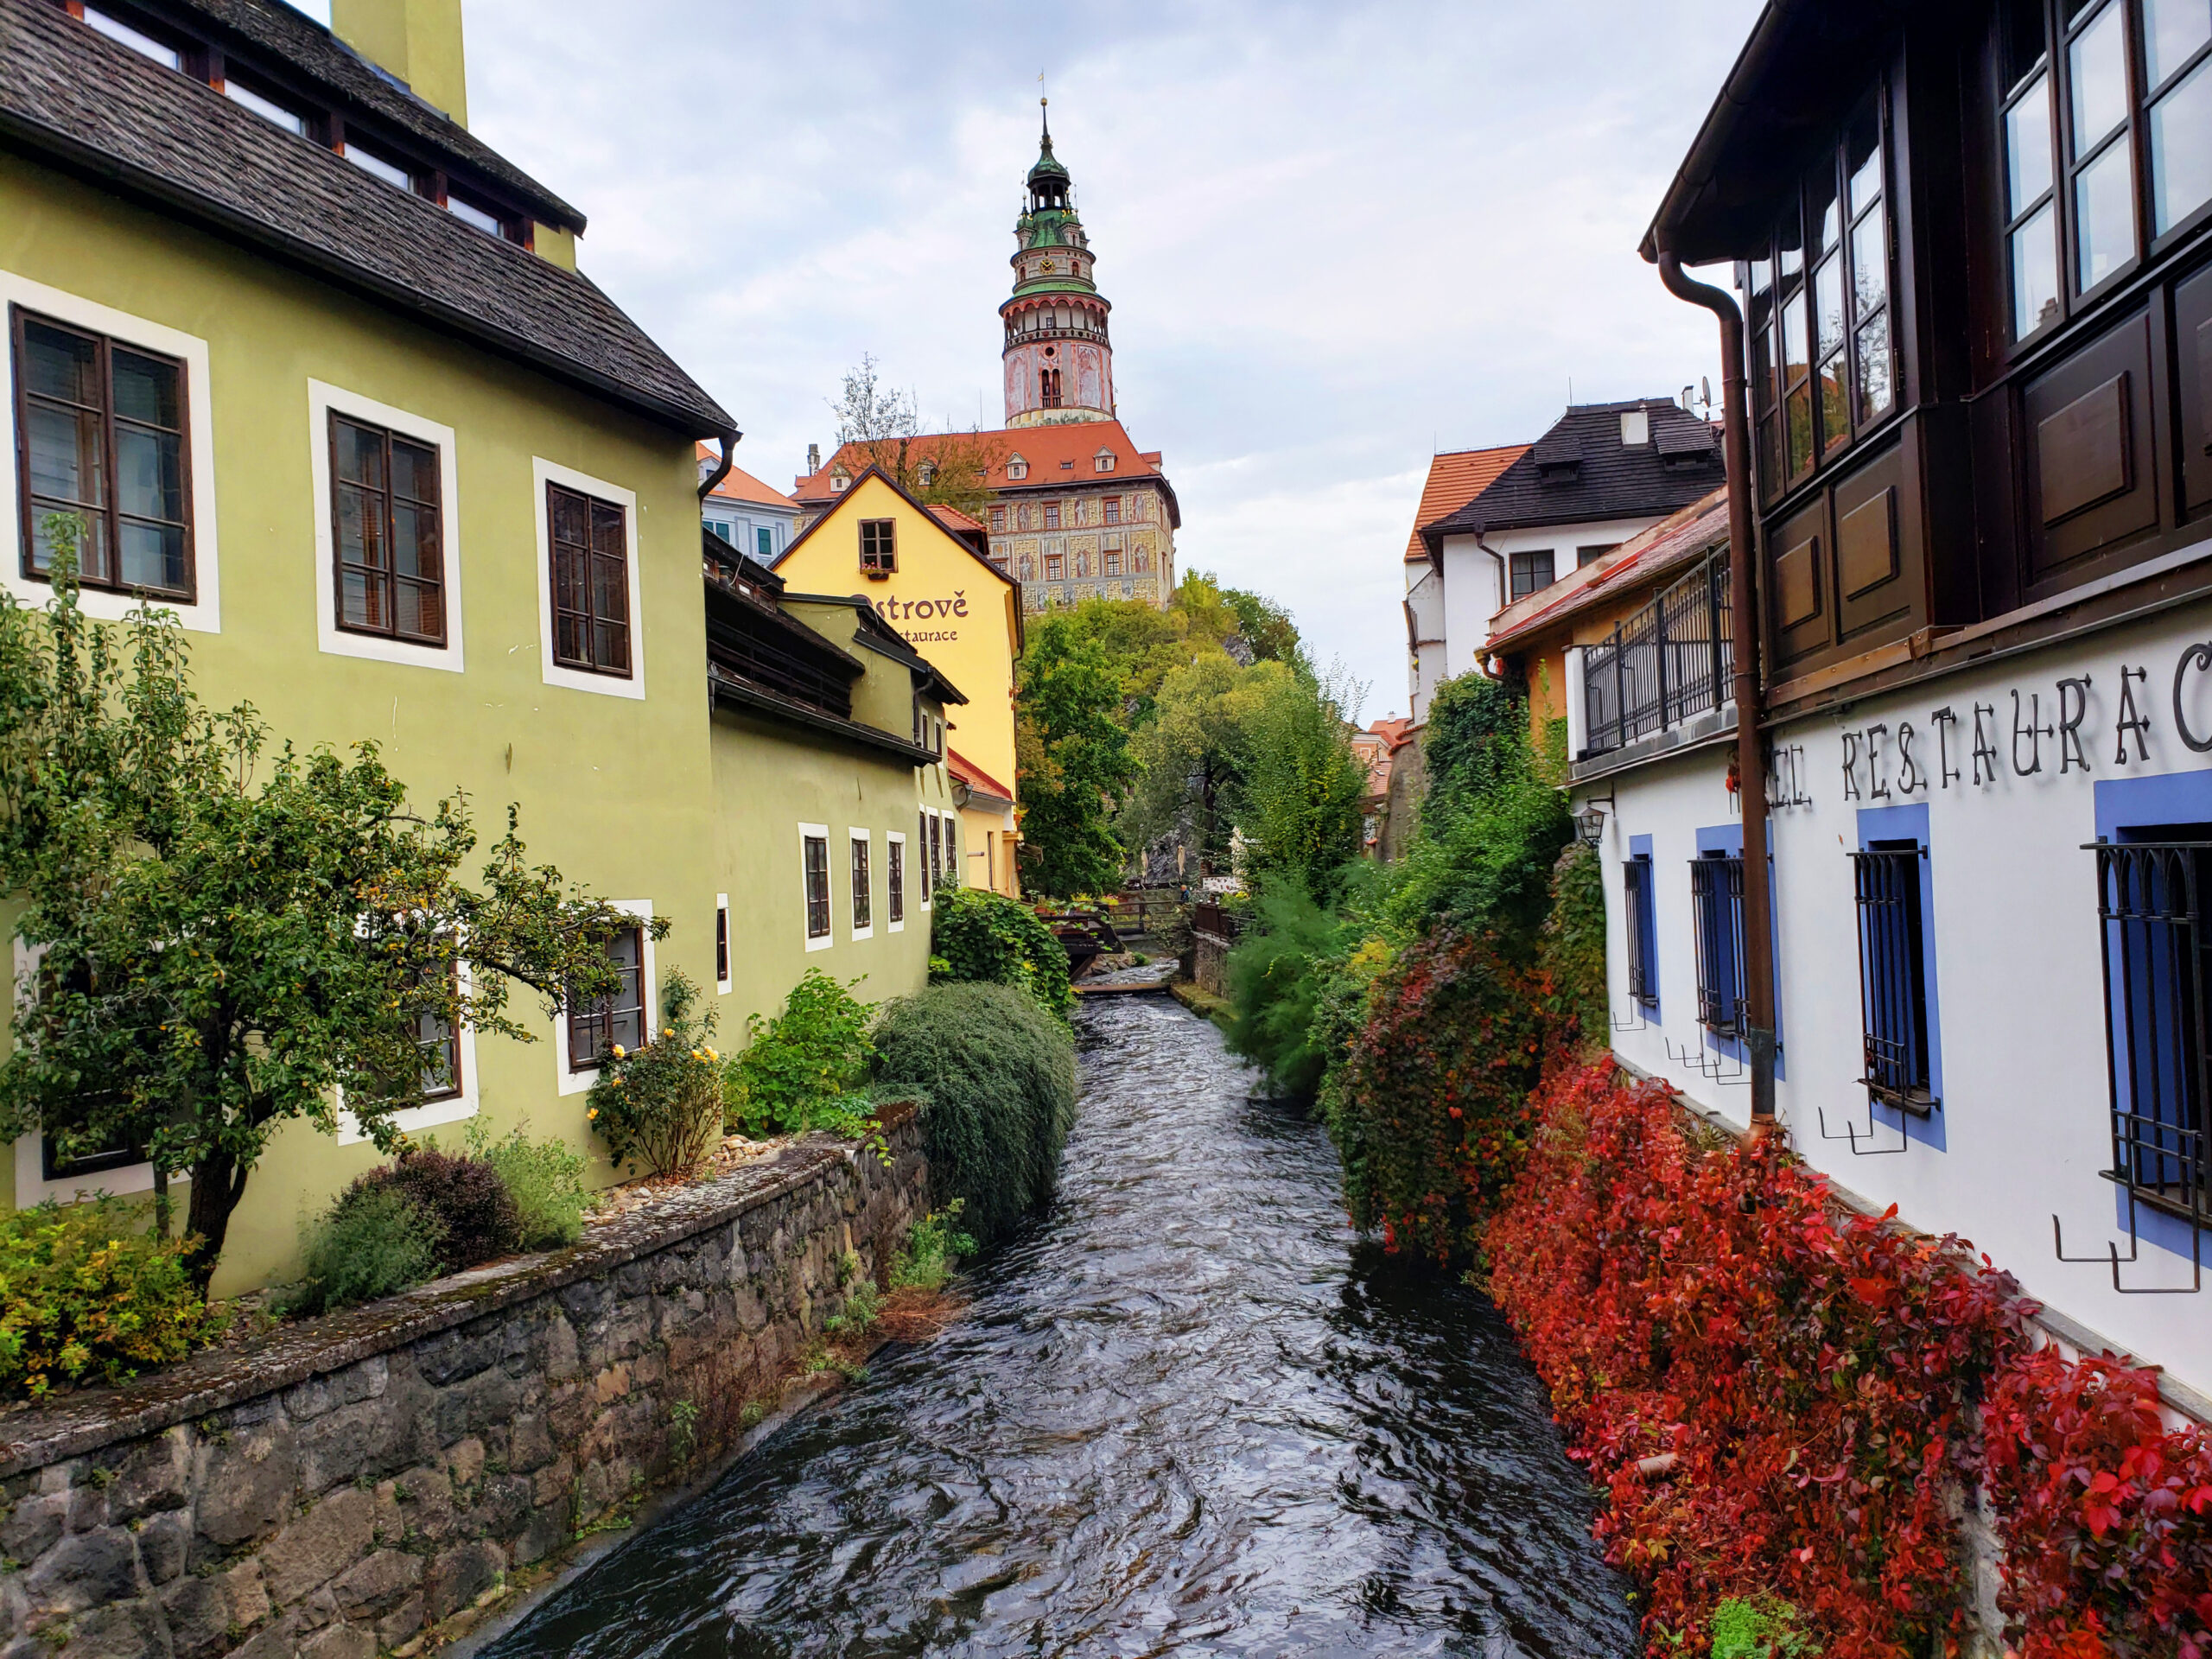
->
[1624,853,1659,1011]
[1579,549,1731,760]
[1690,851,1747,1037]
[2053,836,2209,1293]
[1852,841,1937,1117]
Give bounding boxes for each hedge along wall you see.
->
[0,1103,926,1659]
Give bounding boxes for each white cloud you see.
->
[461,0,1762,715]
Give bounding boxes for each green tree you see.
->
[1120,654,1291,873]
[1223,587,1300,664]
[1014,612,1139,898]
[1233,660,1368,899]
[0,539,651,1286]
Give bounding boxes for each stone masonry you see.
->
[0,1103,926,1659]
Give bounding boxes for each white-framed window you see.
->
[801,823,833,950]
[0,270,221,633]
[8,937,173,1205]
[554,899,656,1095]
[715,892,732,995]
[849,828,874,941]
[1094,448,1116,473]
[340,958,482,1142]
[532,457,644,700]
[887,830,906,932]
[308,381,464,672]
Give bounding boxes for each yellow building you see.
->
[772,468,1023,896]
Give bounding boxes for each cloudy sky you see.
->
[320,0,1768,721]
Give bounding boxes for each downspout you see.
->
[1472,531,1511,681]
[1656,250,1776,1128]
[697,427,741,501]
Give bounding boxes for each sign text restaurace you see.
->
[1824,641,2212,804]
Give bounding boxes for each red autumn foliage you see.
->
[1981,1345,2212,1658]
[1484,1057,2026,1657]
[1334,931,1548,1264]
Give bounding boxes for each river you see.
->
[484,995,1637,1658]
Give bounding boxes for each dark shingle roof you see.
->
[0,0,733,439]
[168,0,583,228]
[1425,398,1722,546]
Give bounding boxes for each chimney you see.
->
[807,442,821,475]
[331,0,470,127]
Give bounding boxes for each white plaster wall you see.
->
[1587,598,2212,1398]
[1406,564,1446,720]
[1438,537,1501,679]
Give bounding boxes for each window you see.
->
[888,835,906,925]
[82,7,179,68]
[830,473,849,493]
[1095,449,1116,473]
[991,506,1007,531]
[705,518,734,545]
[410,963,462,1103]
[566,926,644,1071]
[224,80,306,136]
[1104,550,1122,576]
[850,831,873,934]
[2089,833,2212,1224]
[2145,0,2212,237]
[1509,550,1555,599]
[1007,454,1028,480]
[715,897,730,991]
[1045,552,1064,581]
[13,308,192,598]
[547,482,630,676]
[756,525,774,559]
[342,144,413,191]
[929,813,943,893]
[330,414,444,645]
[918,811,932,906]
[1041,368,1064,408]
[860,518,896,573]
[804,831,831,942]
[1104,497,1121,525]
[1853,840,1936,1109]
[1690,851,1747,1035]
[1577,543,1618,568]
[1624,852,1659,1009]
[1044,504,1062,530]
[42,1122,144,1183]
[445,194,501,236]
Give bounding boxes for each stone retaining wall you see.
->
[0,1105,927,1659]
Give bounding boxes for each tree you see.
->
[829,356,1005,520]
[1224,587,1300,664]
[1120,654,1292,874]
[1014,612,1138,899]
[0,536,652,1287]
[1232,658,1369,899]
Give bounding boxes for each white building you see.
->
[1413,399,1721,719]
[698,451,800,564]
[1401,445,1526,721]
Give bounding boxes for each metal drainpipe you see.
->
[1472,531,1511,680]
[1656,251,1776,1127]
[698,427,741,501]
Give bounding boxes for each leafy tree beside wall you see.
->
[1014,613,1138,899]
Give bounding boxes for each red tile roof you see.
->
[1485,487,1730,652]
[947,747,1014,804]
[929,504,985,533]
[1404,445,1530,563]
[697,444,798,510]
[791,420,1177,527]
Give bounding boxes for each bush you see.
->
[1223,881,1346,1098]
[889,1202,976,1293]
[293,1185,443,1316]
[590,970,723,1178]
[0,1198,214,1397]
[870,982,1076,1249]
[928,887,1072,1021]
[725,969,877,1138]
[1328,929,1548,1264]
[464,1118,588,1250]
[353,1147,520,1269]
[1538,841,1608,1047]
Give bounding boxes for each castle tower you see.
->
[1001,103,1115,429]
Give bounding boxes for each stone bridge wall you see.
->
[0,1105,927,1659]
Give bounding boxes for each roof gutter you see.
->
[1637,0,1805,265]
[1656,249,1777,1128]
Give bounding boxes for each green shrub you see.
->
[0,1198,215,1397]
[1223,880,1347,1098]
[464,1119,588,1250]
[889,1201,976,1293]
[725,969,877,1138]
[870,982,1076,1249]
[589,970,723,1178]
[353,1147,519,1268]
[1539,841,1608,1047]
[927,887,1072,1021]
[1709,1597,1814,1658]
[293,1185,443,1316]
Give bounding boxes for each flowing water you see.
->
[485,995,1637,1658]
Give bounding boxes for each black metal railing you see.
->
[1689,852,1746,1037]
[1853,843,1936,1110]
[2089,840,2212,1230]
[1580,550,1731,760]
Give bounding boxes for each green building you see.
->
[0,0,947,1293]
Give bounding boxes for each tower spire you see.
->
[1001,108,1114,428]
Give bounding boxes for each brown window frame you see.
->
[1045,551,1064,581]
[850,832,872,931]
[329,411,446,646]
[547,482,632,677]
[888,836,906,924]
[1103,496,1121,524]
[804,833,831,940]
[565,925,644,1071]
[715,902,729,984]
[859,518,896,573]
[11,305,194,601]
[1044,503,1062,529]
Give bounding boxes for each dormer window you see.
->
[83,7,180,69]
[830,471,849,493]
[446,194,503,236]
[224,79,306,137]
[1094,448,1116,473]
[1007,454,1028,480]
[918,461,938,486]
[343,143,412,191]
[1620,410,1649,446]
